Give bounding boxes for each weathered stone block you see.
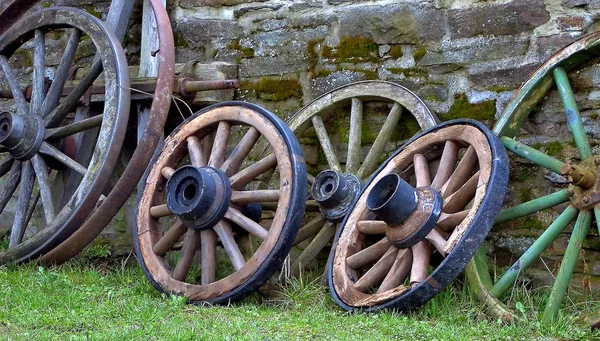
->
[175,19,241,44]
[563,0,591,7]
[533,34,577,61]
[557,16,589,31]
[337,3,445,44]
[418,37,530,66]
[448,0,550,39]
[468,62,540,90]
[240,55,309,77]
[180,0,264,7]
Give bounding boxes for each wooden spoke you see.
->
[45,59,103,127]
[0,155,14,178]
[312,115,342,172]
[357,103,403,179]
[200,229,217,285]
[346,98,363,173]
[430,141,459,190]
[172,230,202,281]
[9,161,35,247]
[440,146,477,197]
[231,190,279,204]
[410,241,431,286]
[378,249,412,293]
[45,115,103,140]
[221,127,260,176]
[294,215,327,245]
[207,121,231,168]
[0,55,28,114]
[354,246,398,292]
[292,222,336,273]
[150,204,172,218]
[229,153,277,189]
[224,207,269,240]
[31,155,55,224]
[413,153,431,187]
[39,142,87,175]
[213,221,245,271]
[443,171,479,213]
[186,136,207,168]
[30,29,45,115]
[357,220,387,235]
[346,238,392,270]
[152,220,187,256]
[161,166,175,180]
[41,28,82,118]
[425,228,447,256]
[436,210,469,232]
[0,161,21,212]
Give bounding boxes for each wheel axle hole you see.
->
[324,183,334,194]
[183,183,197,201]
[0,120,9,136]
[367,174,399,211]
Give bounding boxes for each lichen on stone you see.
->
[322,36,379,63]
[241,78,302,102]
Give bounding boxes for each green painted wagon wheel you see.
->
[286,80,439,276]
[0,7,129,263]
[465,31,600,325]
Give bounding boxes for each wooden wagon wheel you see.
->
[0,7,129,263]
[286,81,439,275]
[465,31,600,325]
[39,0,175,265]
[328,120,508,312]
[135,101,306,304]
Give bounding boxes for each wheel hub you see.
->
[311,170,362,222]
[166,166,231,230]
[563,157,600,210]
[0,111,44,160]
[366,173,442,248]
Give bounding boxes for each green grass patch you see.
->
[0,259,597,340]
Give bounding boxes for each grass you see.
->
[0,257,598,340]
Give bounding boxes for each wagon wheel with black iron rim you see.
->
[464,31,600,326]
[135,101,306,304]
[0,7,129,263]
[39,0,175,265]
[328,120,508,312]
[286,80,439,275]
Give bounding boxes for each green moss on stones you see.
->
[81,238,111,260]
[322,36,379,63]
[511,165,537,182]
[242,78,302,102]
[393,115,421,140]
[441,93,496,121]
[389,45,403,59]
[589,113,599,120]
[14,49,33,68]
[515,217,545,230]
[314,69,332,78]
[173,31,188,48]
[544,141,564,157]
[488,85,511,92]
[86,6,102,19]
[519,188,533,202]
[387,67,428,77]
[228,39,254,58]
[413,46,427,63]
[42,1,53,8]
[306,39,323,76]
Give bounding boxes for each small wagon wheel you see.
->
[39,0,175,265]
[465,31,600,325]
[0,7,129,263]
[328,120,508,312]
[287,81,439,274]
[135,101,306,304]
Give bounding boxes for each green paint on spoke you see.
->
[501,137,565,174]
[542,210,592,324]
[492,205,578,297]
[553,67,593,160]
[495,189,570,224]
[595,205,600,236]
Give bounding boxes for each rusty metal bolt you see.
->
[583,196,590,204]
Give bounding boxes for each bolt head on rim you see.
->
[166,166,231,230]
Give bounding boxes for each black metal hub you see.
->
[0,111,44,160]
[166,166,231,230]
[311,170,362,223]
[367,173,442,248]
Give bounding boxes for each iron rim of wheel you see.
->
[286,80,439,275]
[0,7,129,263]
[329,119,508,312]
[134,101,306,304]
[465,31,600,325]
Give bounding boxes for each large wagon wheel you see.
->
[39,0,175,265]
[135,101,306,304]
[465,31,600,325]
[328,120,508,312]
[287,81,439,274]
[0,7,129,263]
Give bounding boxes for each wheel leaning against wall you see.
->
[328,119,508,312]
[286,80,439,275]
[135,101,306,304]
[0,7,129,263]
[465,31,600,326]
